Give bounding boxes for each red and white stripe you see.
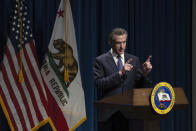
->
[0,39,48,131]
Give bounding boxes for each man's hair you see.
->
[108,28,128,45]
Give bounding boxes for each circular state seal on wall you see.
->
[151,82,175,115]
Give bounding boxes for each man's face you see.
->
[112,34,127,55]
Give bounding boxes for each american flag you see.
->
[0,0,49,130]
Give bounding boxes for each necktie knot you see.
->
[117,55,121,59]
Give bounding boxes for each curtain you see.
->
[192,0,196,130]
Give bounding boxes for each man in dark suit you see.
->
[93,28,152,131]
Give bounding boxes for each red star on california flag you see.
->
[58,8,64,17]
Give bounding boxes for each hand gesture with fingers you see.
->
[119,58,133,76]
[143,55,152,76]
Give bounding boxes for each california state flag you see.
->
[41,0,86,130]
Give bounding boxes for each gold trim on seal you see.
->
[151,82,175,114]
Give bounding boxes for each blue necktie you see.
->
[117,55,123,71]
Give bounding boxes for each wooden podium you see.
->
[94,88,189,131]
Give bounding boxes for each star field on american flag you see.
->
[9,0,33,52]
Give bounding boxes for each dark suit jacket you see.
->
[93,51,149,121]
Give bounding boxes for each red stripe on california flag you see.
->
[44,85,69,131]
[23,45,48,109]
[6,46,34,127]
[0,85,18,131]
[1,64,27,131]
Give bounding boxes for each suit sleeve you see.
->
[93,58,122,90]
[135,57,150,88]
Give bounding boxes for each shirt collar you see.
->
[110,49,124,59]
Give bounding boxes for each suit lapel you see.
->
[125,53,131,63]
[106,52,118,71]
[106,52,133,71]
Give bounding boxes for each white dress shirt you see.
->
[110,49,125,66]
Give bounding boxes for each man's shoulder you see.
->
[125,53,139,60]
[96,51,111,60]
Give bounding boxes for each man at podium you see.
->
[93,28,152,131]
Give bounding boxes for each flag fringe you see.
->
[69,117,87,131]
[31,117,57,131]
[0,96,15,131]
